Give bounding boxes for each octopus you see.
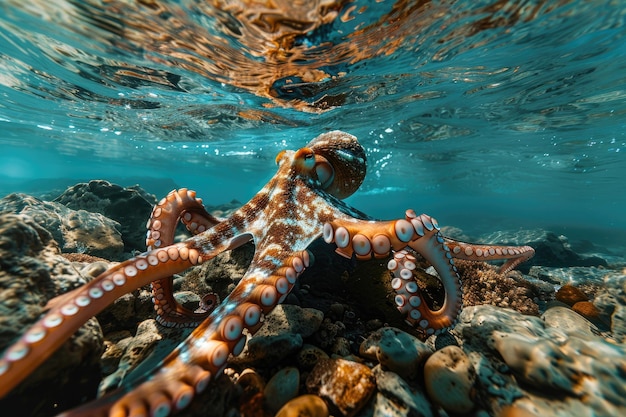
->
[0,131,534,416]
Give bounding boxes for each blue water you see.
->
[1,0,625,245]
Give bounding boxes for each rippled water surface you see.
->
[1,0,625,243]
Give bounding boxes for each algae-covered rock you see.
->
[0,193,123,259]
[0,213,104,416]
[54,180,156,253]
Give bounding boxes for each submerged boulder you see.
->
[0,193,123,259]
[0,213,104,416]
[54,180,156,253]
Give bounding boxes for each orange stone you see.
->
[305,358,376,417]
[555,284,588,306]
[572,301,600,319]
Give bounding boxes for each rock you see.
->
[454,305,626,416]
[572,301,600,320]
[233,305,323,367]
[233,333,303,367]
[237,368,266,398]
[98,319,193,395]
[555,284,589,306]
[297,344,329,370]
[369,365,435,417]
[331,336,351,357]
[359,327,432,380]
[54,180,156,253]
[609,303,626,342]
[306,358,376,417]
[100,330,132,375]
[264,367,300,412]
[314,317,346,349]
[541,306,599,340]
[276,395,329,417]
[256,304,324,338]
[529,265,617,286]
[0,193,124,259]
[237,369,267,417]
[423,345,475,414]
[0,213,104,415]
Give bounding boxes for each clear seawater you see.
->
[0,0,625,247]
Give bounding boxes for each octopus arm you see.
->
[323,209,462,333]
[146,188,229,326]
[443,237,535,273]
[53,248,314,417]
[0,239,222,399]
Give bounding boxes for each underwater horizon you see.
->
[1,0,625,245]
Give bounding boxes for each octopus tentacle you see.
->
[0,242,207,398]
[388,247,463,334]
[324,209,462,333]
[55,248,313,417]
[443,238,535,273]
[146,188,224,326]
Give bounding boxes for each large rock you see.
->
[54,180,156,253]
[0,193,123,259]
[450,304,626,416]
[0,213,104,416]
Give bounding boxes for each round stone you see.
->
[276,395,329,417]
[423,345,476,414]
[264,367,300,412]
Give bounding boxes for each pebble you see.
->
[423,345,476,414]
[572,300,600,320]
[233,333,303,366]
[255,304,324,338]
[369,365,435,417]
[555,283,589,306]
[359,327,432,380]
[264,367,300,413]
[80,260,111,279]
[331,336,351,357]
[306,358,376,417]
[541,305,598,339]
[275,395,329,417]
[237,369,267,417]
[237,368,265,400]
[297,344,329,370]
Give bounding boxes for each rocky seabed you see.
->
[0,180,625,417]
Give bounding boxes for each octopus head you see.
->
[299,130,367,199]
[275,131,366,199]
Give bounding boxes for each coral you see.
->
[454,259,541,315]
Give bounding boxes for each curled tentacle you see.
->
[324,209,463,334]
[389,244,462,335]
[147,188,223,326]
[443,237,535,273]
[146,188,222,251]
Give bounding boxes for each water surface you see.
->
[1,0,625,245]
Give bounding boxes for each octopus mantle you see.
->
[0,131,534,416]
